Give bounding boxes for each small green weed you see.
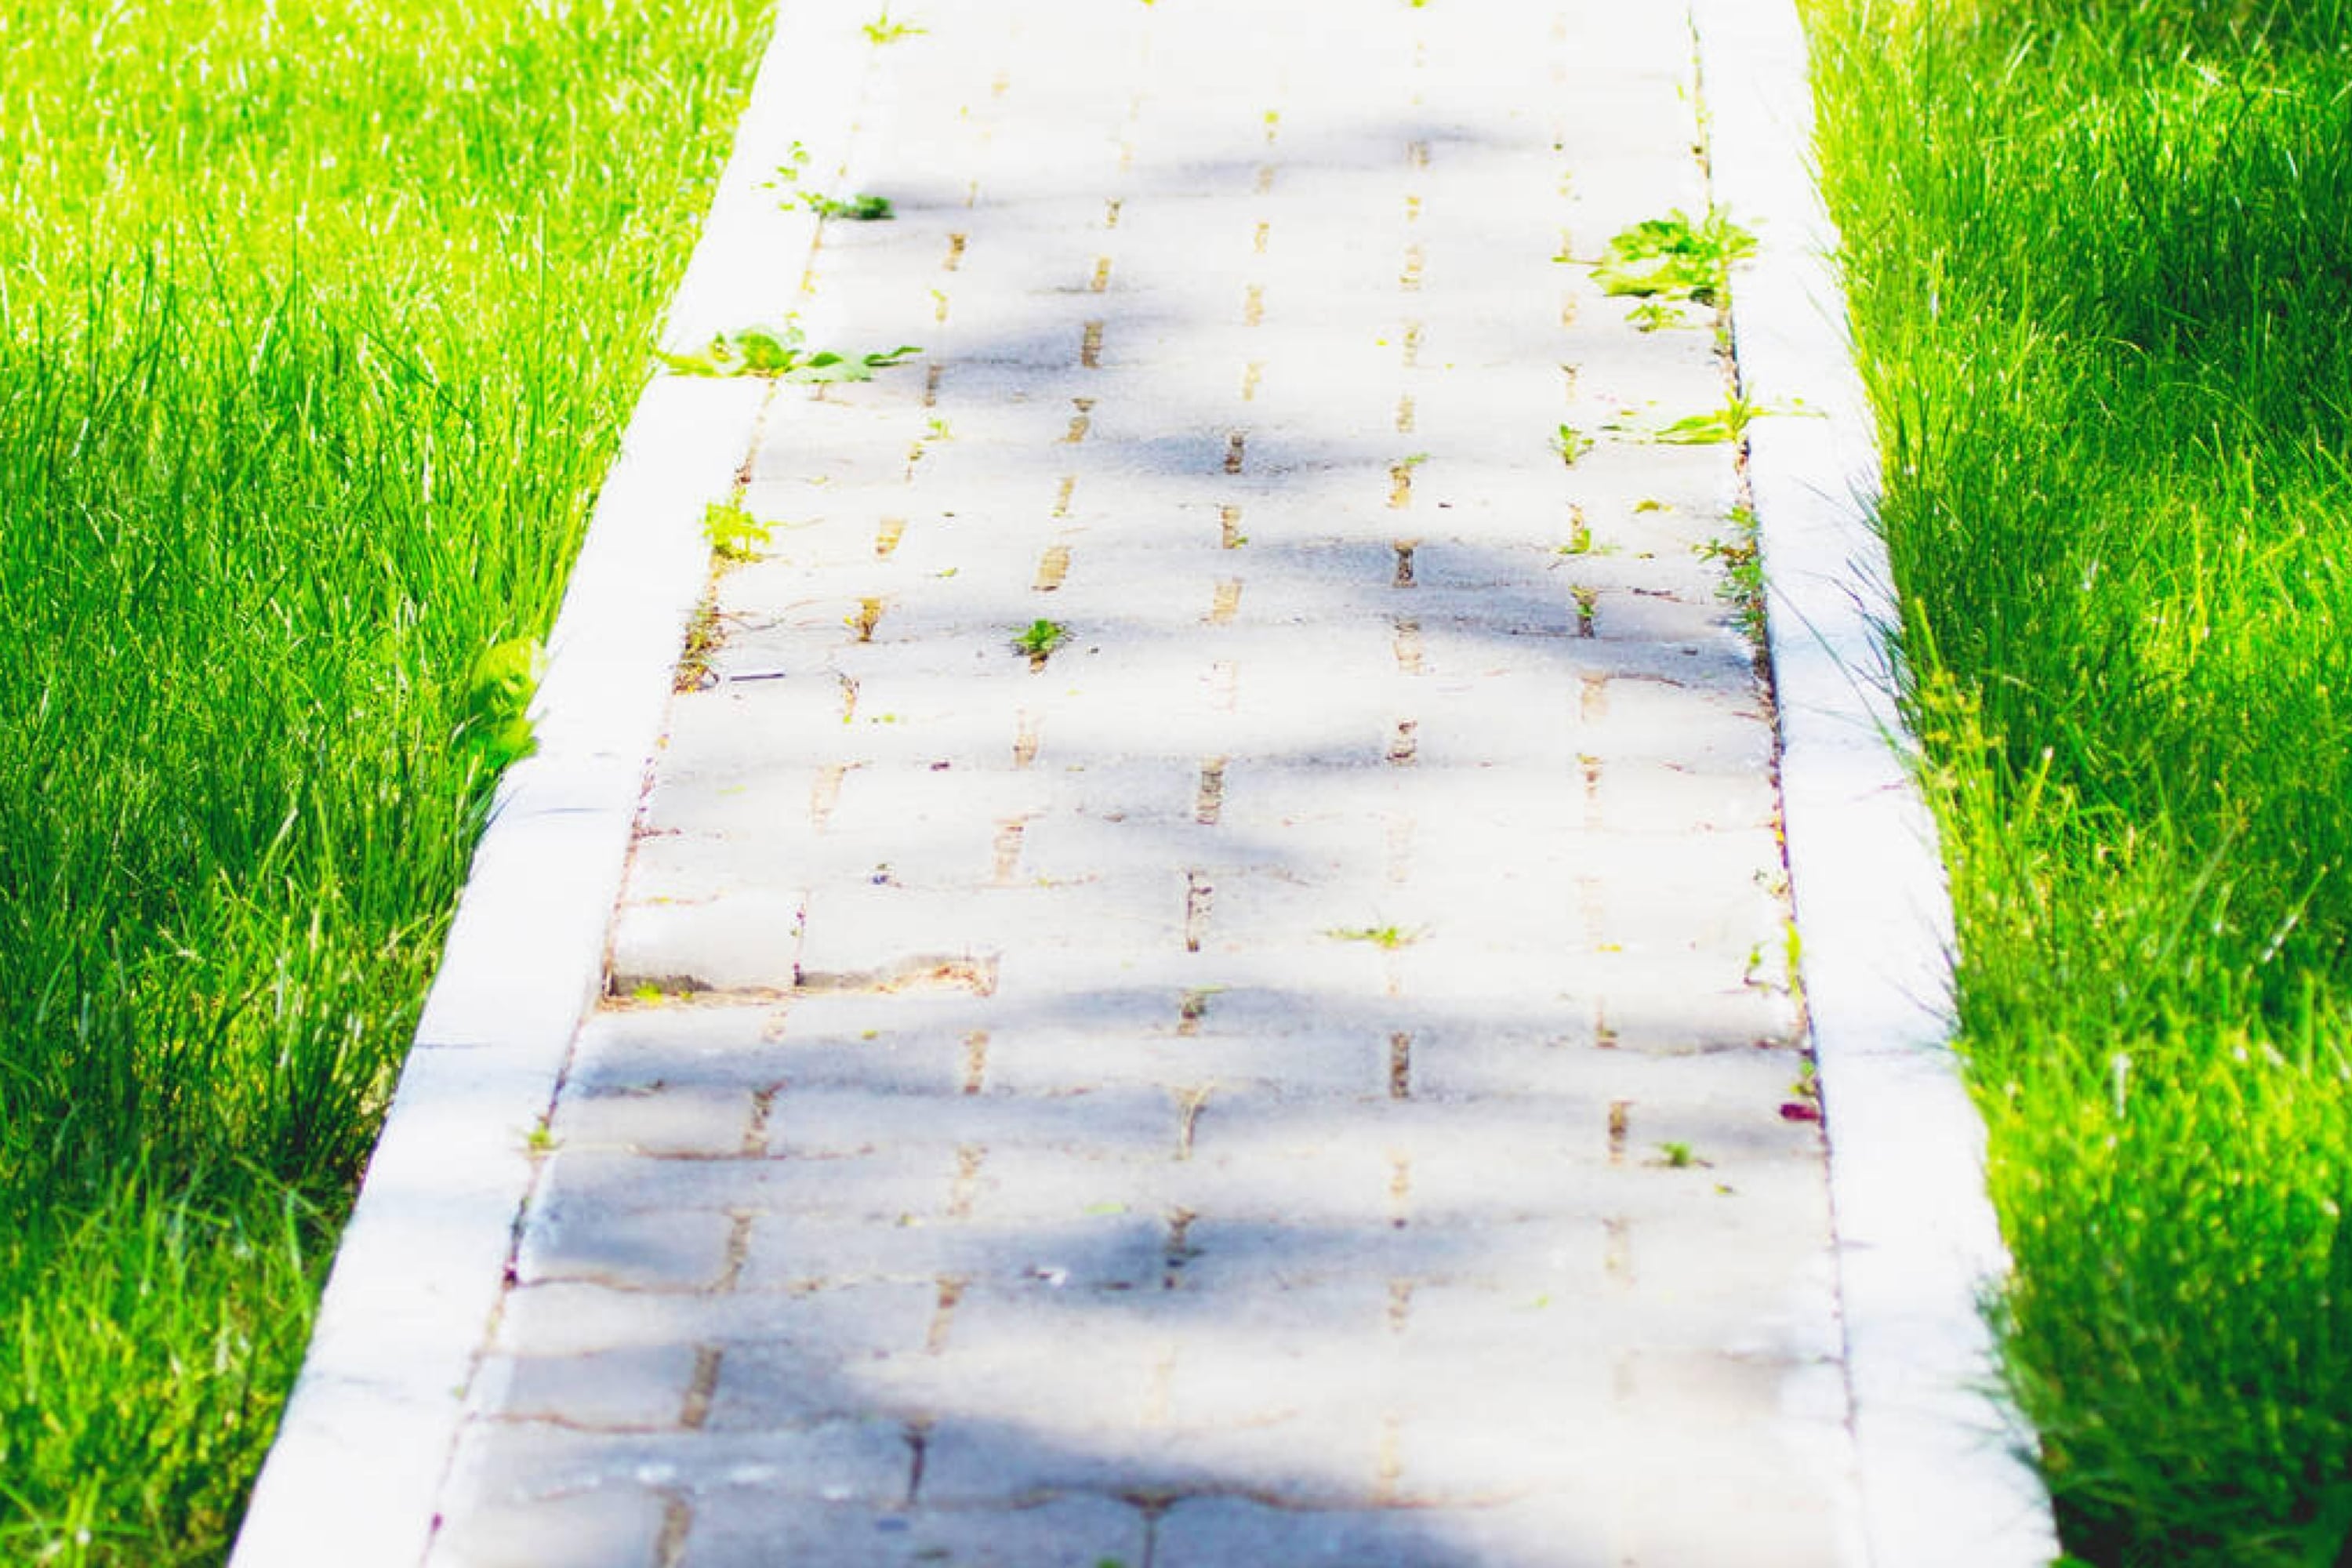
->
[1628,299,1690,332]
[659,321,920,381]
[764,146,891,218]
[702,500,772,562]
[1656,1141,1703,1169]
[1586,207,1755,305]
[1655,395,1766,446]
[1013,619,1069,666]
[863,8,924,42]
[677,587,724,693]
[1326,924,1426,949]
[804,191,894,221]
[1697,507,1764,641]
[1571,583,1599,636]
[1552,423,1594,466]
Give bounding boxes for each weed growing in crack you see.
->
[1552,423,1595,466]
[1628,298,1690,332]
[1582,207,1755,305]
[659,320,920,381]
[804,191,895,221]
[863,7,924,42]
[1013,619,1069,668]
[676,586,724,692]
[702,500,773,562]
[1657,395,1768,446]
[1696,505,1764,642]
[1327,924,1427,949]
[763,145,891,217]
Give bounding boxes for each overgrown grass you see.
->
[0,0,771,1556]
[1802,1,2352,1561]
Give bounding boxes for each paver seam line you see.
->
[1688,1,2063,1564]
[224,2,877,1563]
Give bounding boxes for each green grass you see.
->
[1802,0,2352,1561]
[0,0,772,1556]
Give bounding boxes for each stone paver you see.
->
[428,1,1860,1562]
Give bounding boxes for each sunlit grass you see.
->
[1802,0,2352,1560]
[0,0,771,1555]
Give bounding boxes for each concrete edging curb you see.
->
[226,2,875,1561]
[1690,2,2063,1564]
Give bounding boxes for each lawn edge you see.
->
[223,2,875,1561]
[1689,1,2063,1563]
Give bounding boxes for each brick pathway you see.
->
[427,2,1860,1563]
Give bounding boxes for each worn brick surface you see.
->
[429,0,1864,1561]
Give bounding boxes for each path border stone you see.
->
[231,3,2064,1563]
[226,3,873,1562]
[1690,1,2062,1563]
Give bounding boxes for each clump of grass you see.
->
[1804,0,2352,1559]
[0,0,775,1554]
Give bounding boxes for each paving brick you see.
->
[426,1481,670,1568]
[681,1496,1149,1568]
[535,1145,966,1225]
[469,1345,700,1432]
[764,1084,1180,1161]
[608,890,804,996]
[917,1414,1386,1508]
[514,1203,739,1293]
[552,1086,759,1158]
[737,1209,1167,1295]
[1153,1497,1622,1568]
[438,1418,913,1513]
[495,1279,941,1363]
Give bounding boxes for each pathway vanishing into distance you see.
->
[359,2,1907,1563]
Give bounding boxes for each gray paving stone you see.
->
[496,1279,940,1363]
[514,1203,738,1294]
[551,1086,759,1159]
[917,1415,1388,1509]
[426,1482,670,1568]
[1153,1497,1621,1568]
[681,1497,1149,1568]
[470,1345,700,1432]
[439,1419,913,1512]
[608,891,804,996]
[737,1210,1167,1295]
